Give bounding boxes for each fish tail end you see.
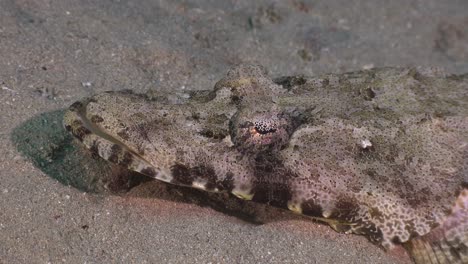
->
[406,189,468,264]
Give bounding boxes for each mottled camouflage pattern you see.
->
[64,65,468,263]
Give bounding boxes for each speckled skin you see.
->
[64,65,468,263]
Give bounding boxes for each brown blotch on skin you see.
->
[406,196,422,208]
[190,165,218,190]
[369,207,384,221]
[253,155,278,174]
[456,242,468,257]
[354,222,383,243]
[107,144,123,164]
[71,120,92,141]
[251,181,292,209]
[252,185,292,209]
[301,200,323,217]
[250,156,293,208]
[363,169,388,184]
[72,119,84,127]
[90,115,104,123]
[220,172,235,191]
[73,126,92,141]
[117,130,130,141]
[330,197,360,220]
[119,151,134,168]
[461,182,468,189]
[170,164,219,189]
[89,140,100,157]
[141,167,157,177]
[136,143,146,156]
[170,163,193,186]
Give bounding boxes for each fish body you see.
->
[64,65,468,263]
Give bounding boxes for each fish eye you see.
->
[231,113,294,153]
[254,120,277,134]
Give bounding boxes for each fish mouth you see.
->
[63,96,149,164]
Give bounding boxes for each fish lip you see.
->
[66,96,148,163]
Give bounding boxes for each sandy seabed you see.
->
[1,1,468,263]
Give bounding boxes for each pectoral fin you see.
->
[405,189,468,264]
